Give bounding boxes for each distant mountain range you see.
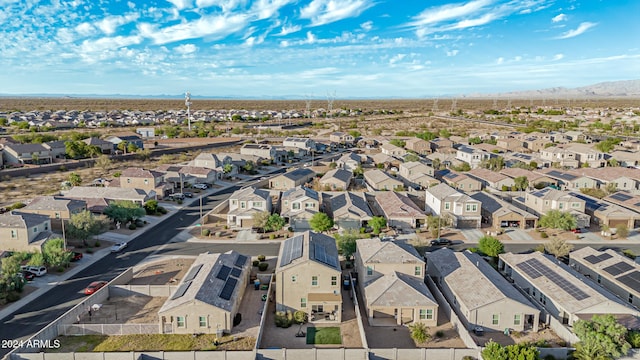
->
[472,79,640,98]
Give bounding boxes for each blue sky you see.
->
[1,0,639,98]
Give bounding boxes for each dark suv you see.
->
[430,238,452,246]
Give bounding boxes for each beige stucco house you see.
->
[227,187,272,229]
[0,212,52,252]
[269,168,315,190]
[20,196,87,230]
[108,167,173,199]
[363,169,403,191]
[275,231,342,323]
[425,183,481,229]
[280,186,319,231]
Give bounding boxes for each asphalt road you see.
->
[0,185,246,357]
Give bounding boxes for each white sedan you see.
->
[110,242,128,253]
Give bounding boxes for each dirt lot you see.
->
[131,258,195,285]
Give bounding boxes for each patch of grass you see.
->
[50,334,254,352]
[306,327,341,345]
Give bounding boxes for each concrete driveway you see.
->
[580,230,606,242]
[460,229,484,242]
[506,229,534,241]
[236,230,258,241]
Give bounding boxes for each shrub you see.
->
[269,234,276,240]
[258,262,269,271]
[177,199,183,205]
[468,247,479,253]
[86,248,93,254]
[57,266,65,272]
[435,330,444,338]
[94,241,100,247]
[540,232,548,238]
[534,244,545,253]
[128,223,137,230]
[628,330,640,348]
[158,207,168,214]
[202,229,211,236]
[6,292,21,302]
[623,249,636,259]
[275,311,293,328]
[257,254,266,262]
[252,260,260,267]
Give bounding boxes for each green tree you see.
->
[127,142,138,153]
[574,314,631,359]
[94,155,112,172]
[309,212,334,233]
[66,210,109,245]
[265,214,286,232]
[68,172,82,186]
[408,322,430,344]
[348,130,361,138]
[478,236,505,257]
[513,176,529,191]
[615,224,629,239]
[539,210,577,230]
[0,254,24,294]
[103,200,146,224]
[369,216,387,235]
[353,165,364,177]
[243,160,257,174]
[28,252,45,266]
[544,237,574,258]
[222,163,233,174]
[329,162,337,169]
[252,211,270,232]
[595,138,621,153]
[42,238,72,269]
[505,343,539,360]
[427,215,441,238]
[389,139,406,148]
[144,200,159,215]
[334,230,358,259]
[293,310,308,336]
[481,340,507,360]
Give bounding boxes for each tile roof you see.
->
[375,191,426,218]
[356,238,423,265]
[469,191,537,219]
[365,272,437,307]
[467,168,511,183]
[0,211,50,229]
[276,231,341,271]
[22,196,86,212]
[320,169,353,184]
[329,192,373,219]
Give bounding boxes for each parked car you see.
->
[570,228,582,233]
[193,183,208,190]
[84,281,108,295]
[171,193,185,200]
[21,271,36,281]
[110,242,127,252]
[68,251,83,262]
[183,192,193,198]
[430,238,452,246]
[20,265,47,276]
[473,326,484,336]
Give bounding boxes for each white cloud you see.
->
[446,49,459,57]
[195,0,244,11]
[166,0,193,10]
[300,0,375,27]
[80,35,142,54]
[496,57,504,64]
[138,13,249,44]
[360,20,372,31]
[553,53,564,60]
[75,22,94,36]
[389,53,406,65]
[408,0,492,27]
[96,14,139,35]
[556,22,597,39]
[278,23,301,36]
[552,13,567,22]
[251,0,296,20]
[174,43,198,54]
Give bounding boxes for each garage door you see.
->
[608,219,628,228]
[337,219,360,230]
[458,219,479,229]
[292,218,311,231]
[240,218,254,228]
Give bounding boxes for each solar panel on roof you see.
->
[610,192,633,202]
[216,265,231,280]
[219,277,238,300]
[598,253,613,262]
[235,254,248,268]
[517,258,590,301]
[281,235,303,266]
[183,264,203,282]
[584,255,601,264]
[617,271,640,290]
[230,267,242,278]
[603,262,634,276]
[170,281,192,300]
[313,243,338,268]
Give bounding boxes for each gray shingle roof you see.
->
[365,271,437,307]
[0,211,49,229]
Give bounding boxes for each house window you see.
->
[629,294,634,304]
[10,230,16,238]
[366,266,373,275]
[232,200,237,205]
[558,203,564,209]
[312,276,318,286]
[492,314,499,325]
[291,275,297,283]
[514,314,521,325]
[305,202,315,208]
[597,274,601,284]
[571,202,580,208]
[252,201,262,208]
[426,309,433,320]
[144,179,148,185]
[44,223,48,231]
[33,227,38,233]
[176,316,186,328]
[419,309,427,320]
[293,203,300,210]
[331,276,337,286]
[241,202,246,209]
[444,202,450,210]
[415,266,421,276]
[127,178,131,184]
[199,316,207,327]
[55,212,60,219]
[312,304,324,313]
[301,298,307,308]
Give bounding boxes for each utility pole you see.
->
[200,195,204,236]
[62,218,67,251]
[185,91,192,131]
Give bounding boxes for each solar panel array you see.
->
[281,235,303,266]
[516,258,590,301]
[603,262,635,276]
[443,172,458,180]
[617,271,640,291]
[610,192,633,202]
[584,253,613,264]
[570,192,607,210]
[219,277,238,300]
[313,243,338,268]
[170,281,192,300]
[230,267,242,278]
[234,254,248,268]
[216,265,231,280]
[184,264,203,282]
[531,188,550,198]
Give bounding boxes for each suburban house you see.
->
[190,153,235,178]
[437,170,482,193]
[569,247,640,309]
[318,168,352,191]
[539,147,579,168]
[82,137,113,154]
[0,211,53,252]
[154,165,217,189]
[564,131,590,143]
[503,152,550,169]
[521,136,548,153]
[280,186,320,231]
[158,251,250,334]
[517,187,590,228]
[499,252,640,330]
[327,192,373,230]
[373,191,427,229]
[336,152,363,171]
[610,150,640,168]
[604,192,640,226]
[108,167,173,199]
[455,145,495,169]
[535,169,596,190]
[404,138,431,155]
[282,137,316,154]
[565,144,607,168]
[43,141,67,160]
[136,127,155,138]
[62,187,154,213]
[398,162,438,190]
[568,191,640,230]
[425,183,481,229]
[20,196,87,229]
[576,167,640,194]
[470,192,537,229]
[370,153,399,169]
[104,133,144,150]
[227,187,272,229]
[329,132,355,146]
[380,142,406,157]
[426,249,540,332]
[269,168,315,190]
[240,143,276,161]
[363,169,403,191]
[467,168,515,190]
[496,138,525,152]
[355,238,438,327]
[275,231,342,322]
[429,138,455,153]
[500,168,556,189]
[2,143,52,165]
